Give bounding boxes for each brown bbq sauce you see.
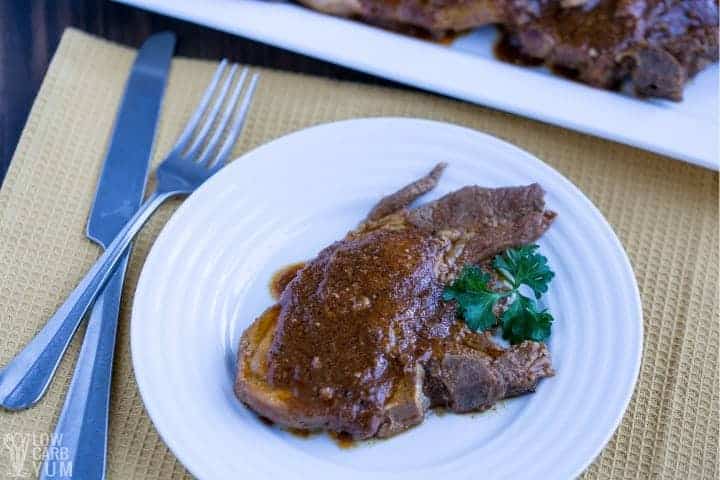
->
[330,431,357,449]
[269,262,306,300]
[265,229,454,437]
[258,233,501,438]
[286,427,312,438]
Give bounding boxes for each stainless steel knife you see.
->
[38,32,175,480]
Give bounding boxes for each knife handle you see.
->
[38,254,129,480]
[0,191,172,410]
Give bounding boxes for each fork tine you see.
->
[196,68,249,166]
[184,64,239,160]
[211,73,260,169]
[170,60,228,156]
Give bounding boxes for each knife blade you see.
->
[88,32,175,244]
[39,32,175,480]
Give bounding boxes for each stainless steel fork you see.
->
[0,60,259,409]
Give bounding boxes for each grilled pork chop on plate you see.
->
[235,163,556,440]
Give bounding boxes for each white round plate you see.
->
[132,118,642,480]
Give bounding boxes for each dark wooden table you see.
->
[0,0,399,186]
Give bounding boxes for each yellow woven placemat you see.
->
[0,28,717,479]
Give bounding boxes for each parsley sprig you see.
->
[442,245,555,344]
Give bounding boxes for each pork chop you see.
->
[504,0,719,100]
[296,0,718,100]
[235,163,555,440]
[296,0,552,37]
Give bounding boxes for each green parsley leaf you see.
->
[443,264,489,293]
[443,245,556,344]
[442,266,502,332]
[500,295,553,344]
[493,244,554,299]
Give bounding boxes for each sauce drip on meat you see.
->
[330,431,357,449]
[269,262,306,301]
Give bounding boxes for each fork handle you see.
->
[0,191,174,410]
[39,254,129,480]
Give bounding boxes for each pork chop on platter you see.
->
[297,0,719,100]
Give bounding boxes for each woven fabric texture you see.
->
[0,29,717,479]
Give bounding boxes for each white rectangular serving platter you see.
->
[116,0,719,169]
